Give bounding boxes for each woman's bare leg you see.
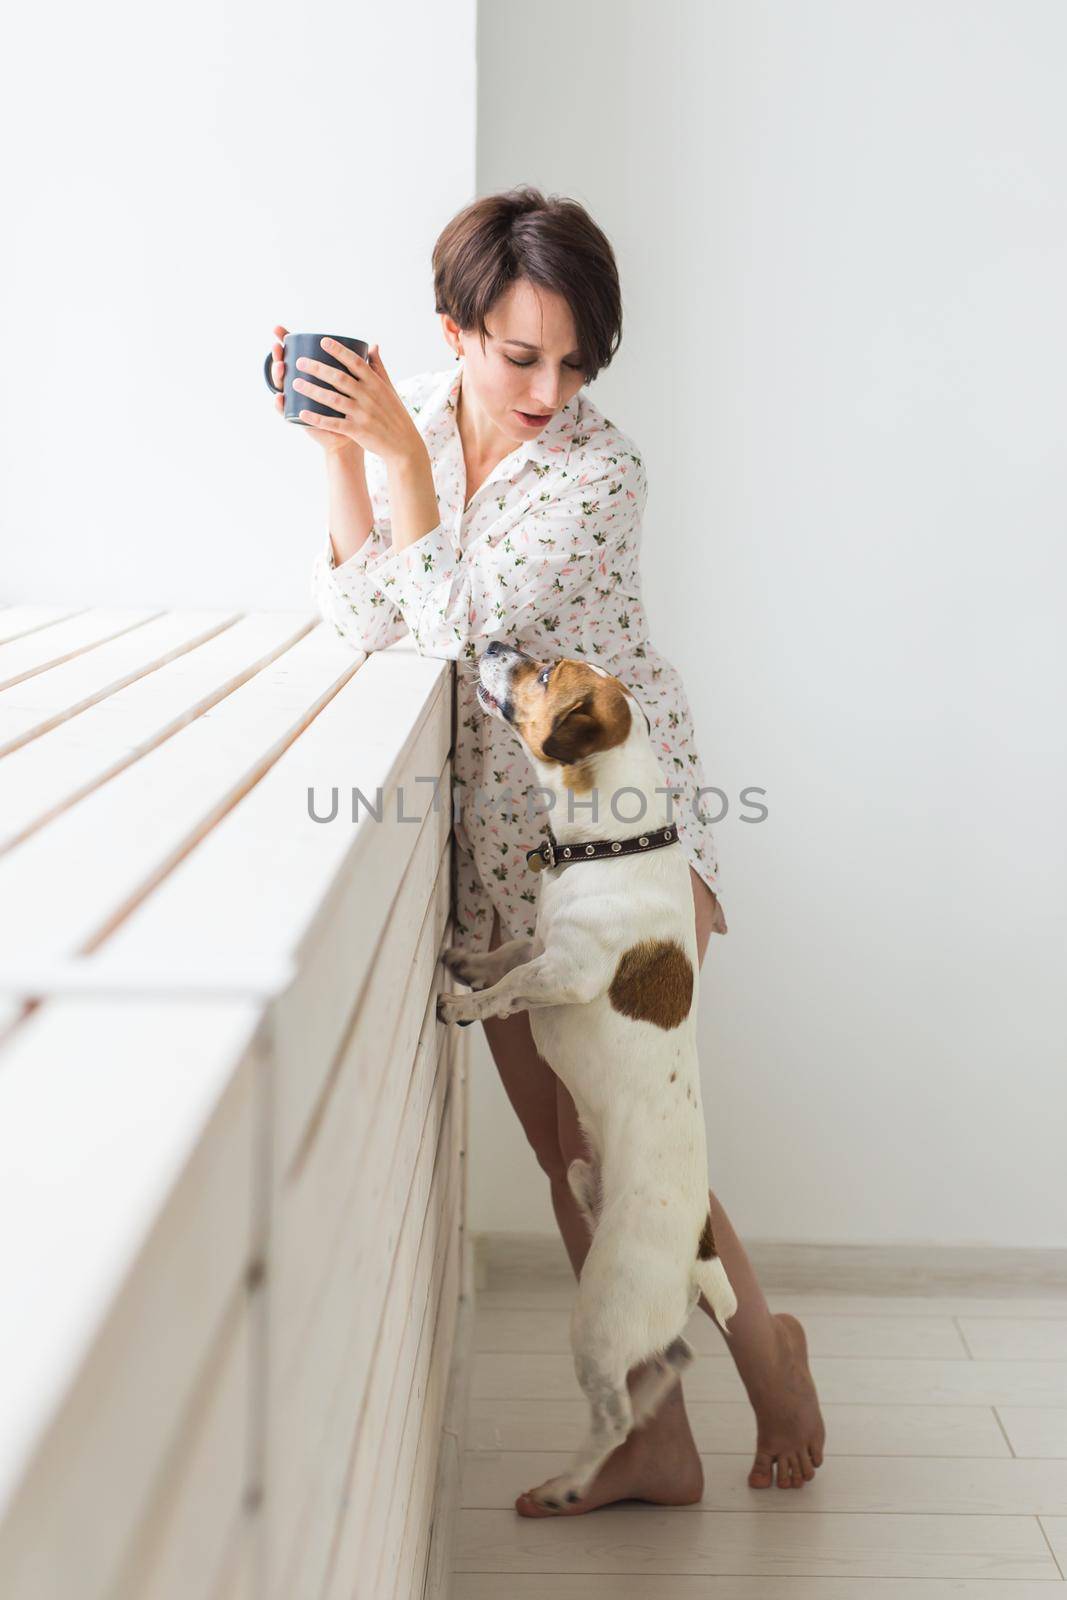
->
[683,871,826,1490]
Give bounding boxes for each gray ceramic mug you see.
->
[263,333,370,426]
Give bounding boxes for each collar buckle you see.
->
[526,835,556,874]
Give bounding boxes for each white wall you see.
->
[1,0,476,610]
[4,0,1062,1251]
[469,0,1067,1247]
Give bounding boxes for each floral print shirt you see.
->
[310,359,724,956]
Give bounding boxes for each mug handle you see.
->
[264,348,283,394]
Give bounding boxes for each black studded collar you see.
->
[526,822,680,875]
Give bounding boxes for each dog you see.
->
[437,640,737,1510]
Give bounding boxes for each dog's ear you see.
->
[543,693,598,765]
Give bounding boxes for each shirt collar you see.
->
[435,358,579,472]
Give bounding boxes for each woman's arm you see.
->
[384,447,444,554]
[325,444,375,565]
[324,445,647,663]
[325,439,441,563]
[312,447,410,654]
[306,351,439,653]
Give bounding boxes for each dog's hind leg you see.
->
[525,1350,634,1510]
[630,1335,694,1427]
[566,1158,598,1232]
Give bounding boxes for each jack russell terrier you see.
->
[437,640,737,1510]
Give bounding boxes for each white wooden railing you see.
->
[0,605,471,1600]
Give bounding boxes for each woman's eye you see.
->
[504,355,585,372]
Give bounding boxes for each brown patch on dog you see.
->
[698,1212,718,1260]
[609,939,693,1030]
[511,659,631,780]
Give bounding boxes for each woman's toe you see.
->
[799,1448,816,1481]
[748,1450,774,1488]
[515,1490,553,1518]
[777,1454,797,1487]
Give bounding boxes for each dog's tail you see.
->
[691,1210,738,1337]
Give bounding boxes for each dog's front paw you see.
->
[442,945,491,990]
[436,991,477,1027]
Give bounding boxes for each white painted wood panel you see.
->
[0,999,261,1600]
[273,823,452,1394]
[390,1115,465,1600]
[209,1517,258,1600]
[0,611,313,852]
[268,959,457,1594]
[0,609,240,755]
[324,1064,462,1600]
[0,608,470,1600]
[109,1291,253,1600]
[0,624,367,964]
[0,607,82,645]
[0,608,161,687]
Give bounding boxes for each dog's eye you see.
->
[539,667,551,686]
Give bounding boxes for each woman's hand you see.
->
[269,324,355,457]
[287,334,427,467]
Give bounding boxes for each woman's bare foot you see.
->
[515,1378,704,1517]
[746,1312,826,1489]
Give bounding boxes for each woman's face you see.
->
[442,278,587,449]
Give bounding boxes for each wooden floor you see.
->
[452,1277,1067,1596]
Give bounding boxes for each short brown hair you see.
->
[432,185,622,383]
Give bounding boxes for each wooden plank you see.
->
[388,1049,463,1600]
[0,609,161,689]
[457,1021,474,1305]
[469,1350,1067,1407]
[273,803,450,1389]
[387,1081,465,1600]
[0,623,369,967]
[397,1251,462,1600]
[209,1515,257,1600]
[338,1033,459,1600]
[0,612,462,1600]
[0,607,82,646]
[109,1289,251,1600]
[90,645,452,1160]
[332,1105,458,1600]
[317,1031,460,1600]
[454,1508,1057,1582]
[0,998,262,1600]
[0,609,241,755]
[267,914,453,1595]
[290,1074,460,1600]
[0,612,314,853]
[423,1226,476,1600]
[0,997,24,1041]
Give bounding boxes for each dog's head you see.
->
[475,642,650,777]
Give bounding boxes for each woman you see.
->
[270,185,825,1511]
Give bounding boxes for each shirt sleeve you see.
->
[346,445,648,663]
[309,444,410,654]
